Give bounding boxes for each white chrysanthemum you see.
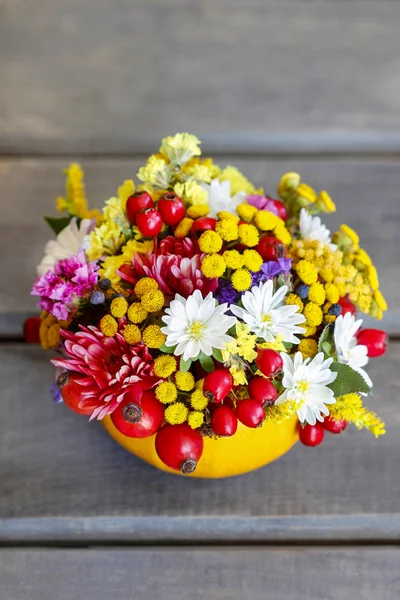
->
[299,208,336,248]
[277,352,337,425]
[202,179,246,218]
[230,280,306,344]
[37,218,93,276]
[161,290,237,361]
[334,312,372,388]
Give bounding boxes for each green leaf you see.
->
[322,341,332,355]
[318,324,333,356]
[179,356,192,373]
[44,216,72,235]
[159,343,175,354]
[328,363,371,397]
[212,348,224,363]
[199,352,215,373]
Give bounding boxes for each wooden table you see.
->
[1,2,399,598]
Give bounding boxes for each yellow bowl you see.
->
[103,414,299,478]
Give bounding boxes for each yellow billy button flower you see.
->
[186,204,210,219]
[123,324,142,345]
[198,230,223,253]
[340,224,359,247]
[296,260,318,285]
[277,172,301,197]
[153,355,177,378]
[238,223,259,247]
[324,282,340,304]
[298,338,318,359]
[100,314,118,337]
[164,402,189,425]
[303,302,323,326]
[190,389,208,410]
[175,370,195,391]
[216,211,239,223]
[174,217,194,238]
[236,202,258,222]
[254,210,279,231]
[110,296,128,318]
[142,324,166,349]
[285,293,304,312]
[297,182,317,204]
[134,277,159,298]
[274,224,292,246]
[188,411,205,429]
[156,381,178,404]
[140,289,164,313]
[222,250,244,270]
[201,254,226,278]
[231,269,252,292]
[127,302,148,324]
[215,219,239,242]
[308,282,325,306]
[242,249,263,272]
[317,190,336,213]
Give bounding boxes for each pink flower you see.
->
[31,251,99,320]
[247,194,279,214]
[52,325,158,420]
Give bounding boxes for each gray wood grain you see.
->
[0,344,398,524]
[1,158,398,335]
[2,1,400,154]
[1,548,399,600]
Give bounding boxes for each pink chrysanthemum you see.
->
[31,250,99,321]
[52,325,158,420]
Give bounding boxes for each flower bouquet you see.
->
[29,133,388,478]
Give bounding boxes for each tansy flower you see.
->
[230,281,306,344]
[142,325,166,349]
[187,204,210,219]
[333,313,372,388]
[134,277,159,297]
[161,289,237,361]
[155,381,178,404]
[122,324,141,345]
[231,269,252,292]
[215,219,239,242]
[303,302,323,327]
[110,296,128,318]
[236,203,258,222]
[198,230,223,253]
[223,250,245,270]
[164,402,189,425]
[37,218,93,276]
[238,223,259,247]
[298,338,318,359]
[175,370,195,391]
[254,210,279,231]
[188,411,204,429]
[276,352,337,426]
[299,208,335,248]
[202,179,247,218]
[153,355,177,378]
[141,289,164,312]
[201,254,226,278]
[308,282,325,305]
[242,249,263,272]
[296,260,318,285]
[127,303,148,324]
[100,314,118,337]
[190,389,208,410]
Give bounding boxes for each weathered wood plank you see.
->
[2,1,400,154]
[0,158,398,335]
[0,344,398,522]
[1,548,399,600]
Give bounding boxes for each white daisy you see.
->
[333,312,372,388]
[299,208,336,248]
[161,290,237,362]
[202,178,247,218]
[277,352,337,425]
[230,280,306,344]
[37,218,93,276]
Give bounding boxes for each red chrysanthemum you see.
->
[52,325,158,420]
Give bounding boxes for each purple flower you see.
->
[246,194,279,215]
[215,279,239,306]
[31,250,99,320]
[252,257,292,286]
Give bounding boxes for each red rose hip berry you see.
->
[236,399,265,428]
[211,405,238,437]
[356,328,388,358]
[299,422,325,447]
[255,349,283,378]
[111,390,164,438]
[271,199,288,221]
[136,207,163,237]
[248,376,278,406]
[58,372,100,416]
[126,191,154,225]
[155,423,204,474]
[203,369,233,403]
[338,296,356,316]
[256,235,284,261]
[191,217,217,237]
[158,192,185,226]
[323,417,347,434]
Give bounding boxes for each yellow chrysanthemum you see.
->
[134,277,159,298]
[201,254,226,278]
[127,303,148,324]
[308,282,325,306]
[188,411,205,429]
[160,132,201,165]
[141,289,165,313]
[190,389,208,410]
[100,314,118,337]
[222,250,245,270]
[254,210,279,231]
[123,324,142,345]
[303,302,323,327]
[174,181,209,206]
[198,230,223,253]
[156,382,178,405]
[174,370,195,392]
[285,293,304,312]
[215,219,239,242]
[229,366,247,386]
[142,325,166,349]
[121,238,154,261]
[298,339,318,359]
[231,269,252,292]
[296,260,318,285]
[87,221,126,261]
[174,217,194,238]
[110,296,128,318]
[187,204,210,219]
[238,223,259,247]
[153,355,177,378]
[242,249,263,272]
[236,203,258,222]
[164,402,189,425]
[137,154,172,189]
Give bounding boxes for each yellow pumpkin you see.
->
[103,414,299,478]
